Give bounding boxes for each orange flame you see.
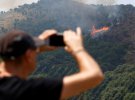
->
[91,26,109,37]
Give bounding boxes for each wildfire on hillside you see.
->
[91,25,109,37]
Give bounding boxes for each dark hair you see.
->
[0,30,37,60]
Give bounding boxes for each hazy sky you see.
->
[0,0,135,12]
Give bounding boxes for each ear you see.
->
[23,49,34,63]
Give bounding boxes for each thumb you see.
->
[64,46,72,53]
[64,46,69,51]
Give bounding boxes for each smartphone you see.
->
[49,34,65,46]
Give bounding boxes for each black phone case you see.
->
[49,34,65,46]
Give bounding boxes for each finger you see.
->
[64,46,71,52]
[76,27,82,36]
[64,46,68,51]
[63,30,73,39]
[43,30,57,37]
[39,29,57,39]
[68,30,76,37]
[63,31,69,40]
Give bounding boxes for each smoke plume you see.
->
[96,0,116,5]
[75,0,116,5]
[0,0,38,11]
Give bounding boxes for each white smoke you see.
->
[0,0,39,11]
[75,0,116,5]
[96,0,116,5]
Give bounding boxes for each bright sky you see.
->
[0,0,135,12]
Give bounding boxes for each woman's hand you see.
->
[37,29,58,53]
[38,30,57,40]
[63,27,84,54]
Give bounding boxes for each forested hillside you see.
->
[0,0,135,99]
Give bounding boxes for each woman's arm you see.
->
[60,27,104,99]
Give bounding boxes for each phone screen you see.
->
[49,34,65,46]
